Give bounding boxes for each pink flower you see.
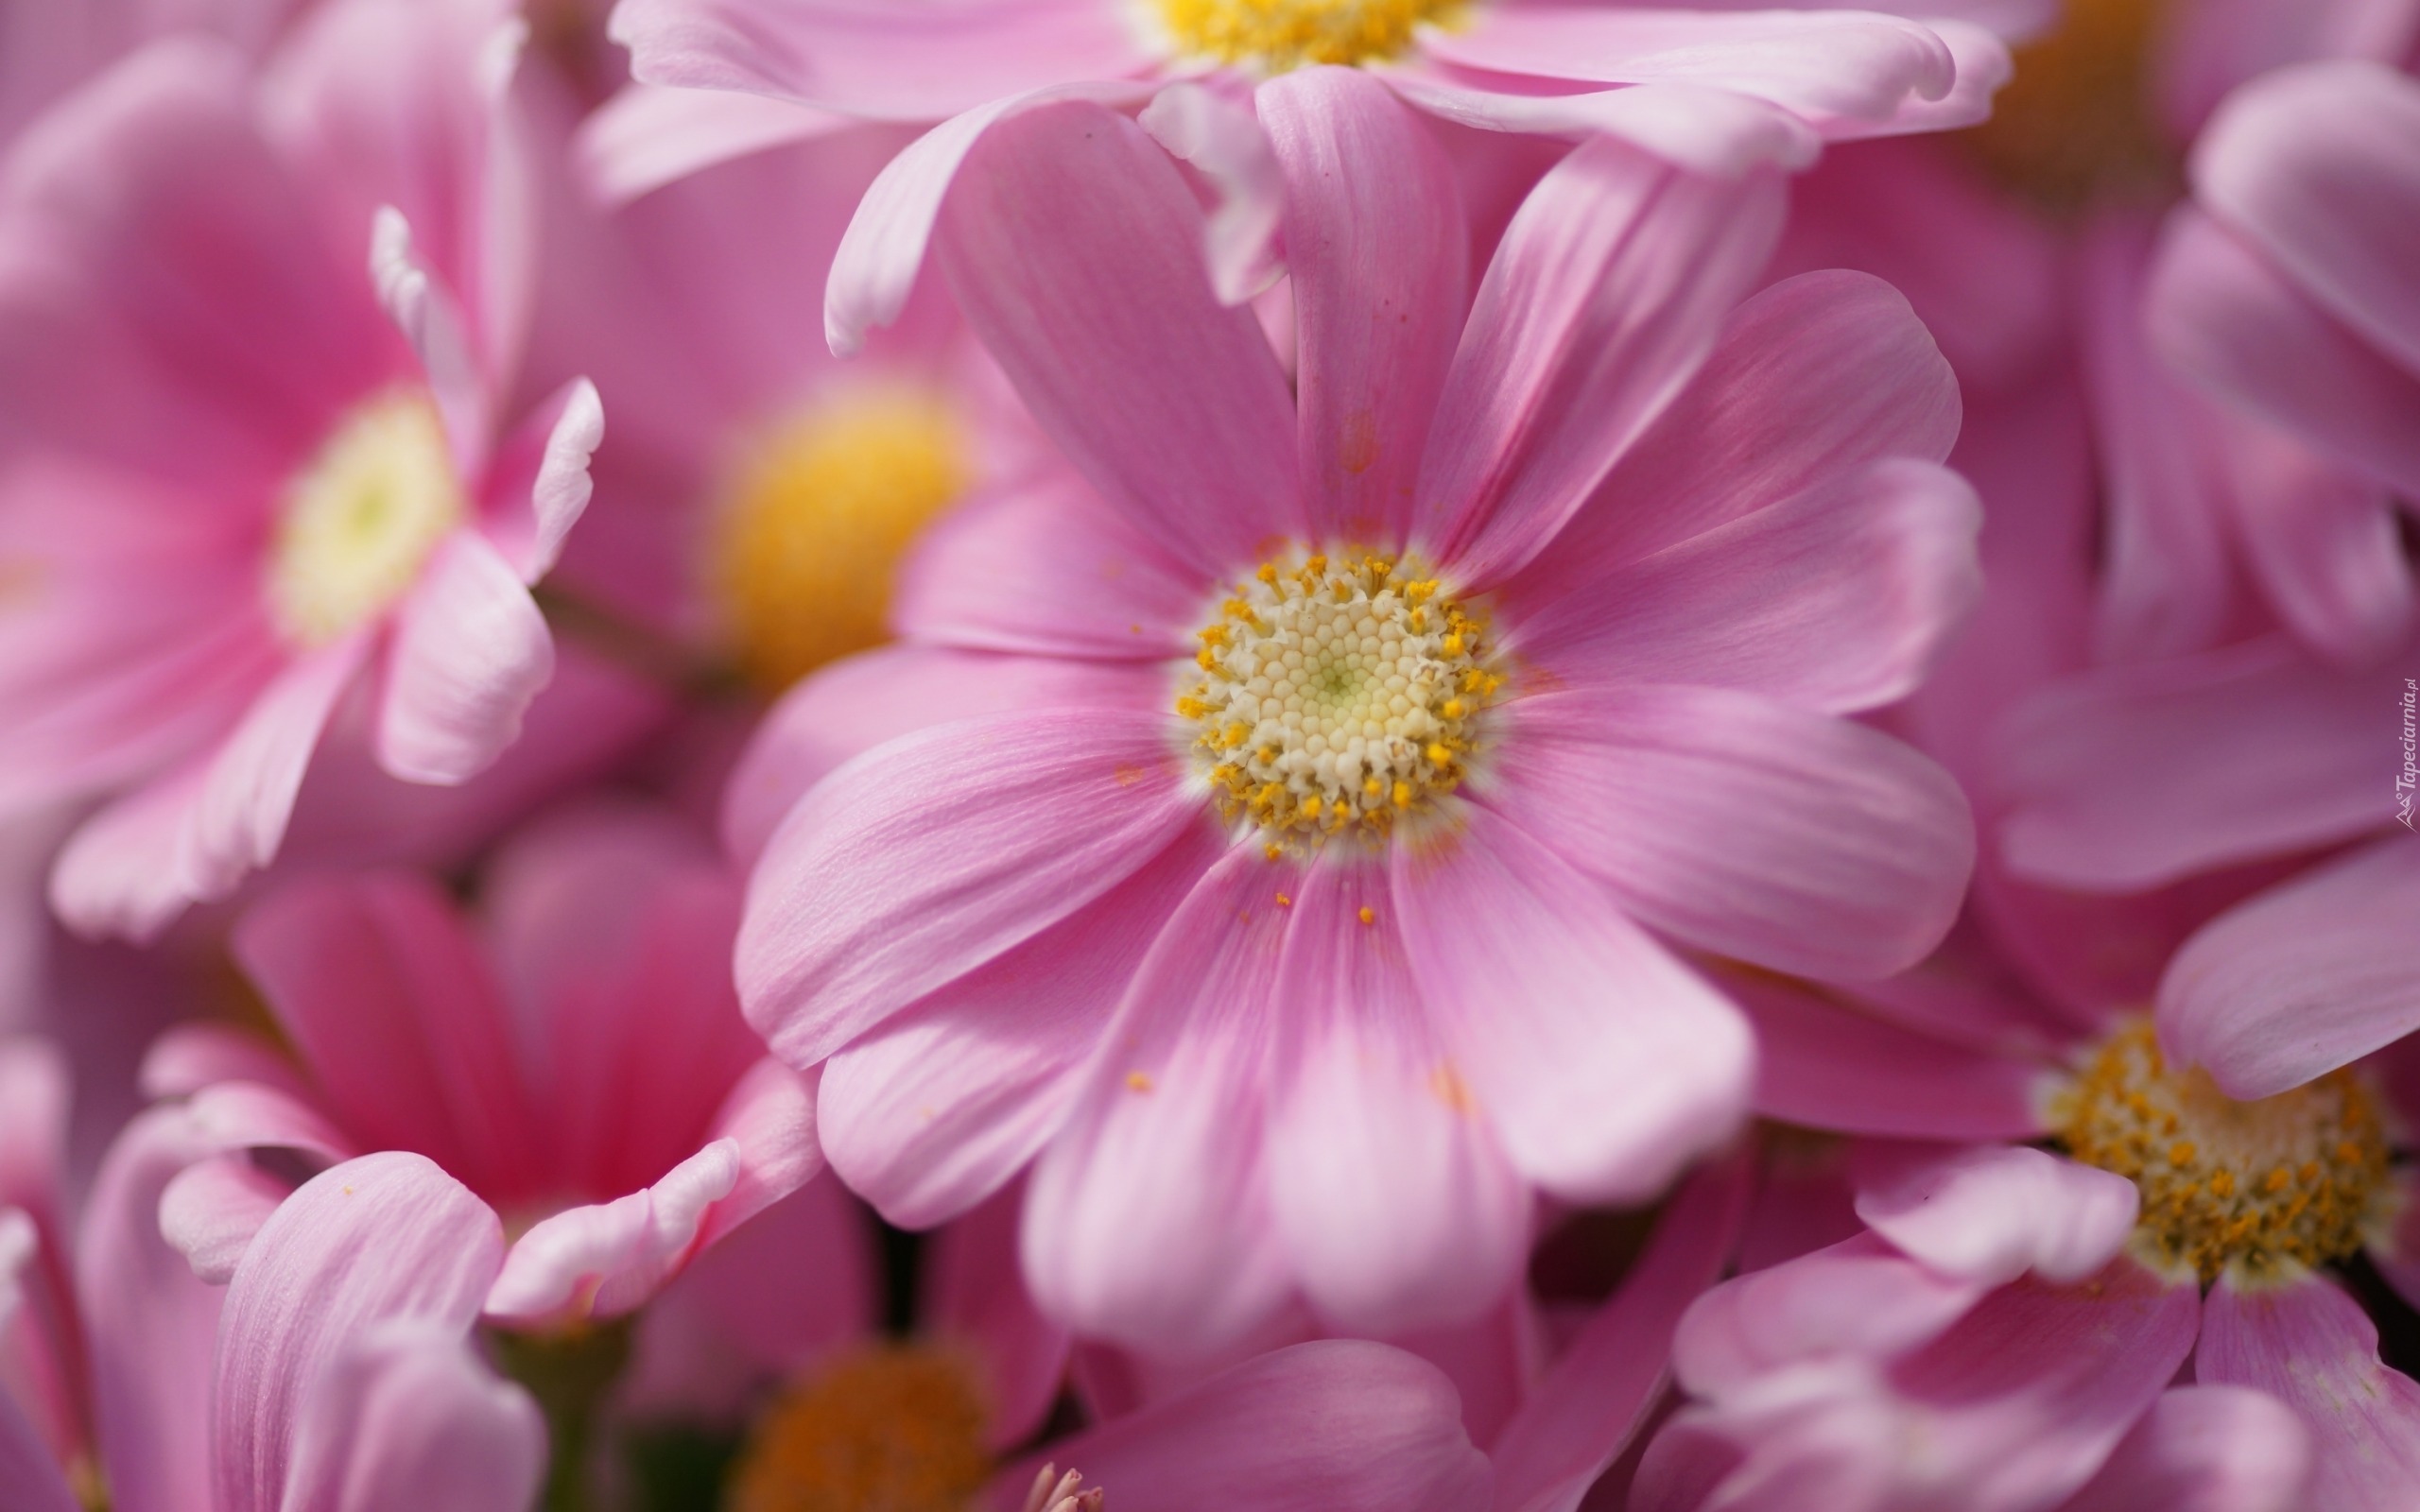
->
[0,0,605,940]
[731,71,1979,1355]
[1634,946,2420,1512]
[602,0,2026,356]
[147,801,817,1331]
[0,0,303,148]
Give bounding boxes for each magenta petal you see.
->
[996,1339,1489,1512]
[282,1319,544,1512]
[738,709,1204,1073]
[2198,1273,2420,1512]
[1416,135,1783,588]
[375,530,555,785]
[1481,686,1973,982]
[1489,1151,1752,1512]
[0,1371,78,1512]
[1673,1234,1990,1392]
[1021,843,1292,1356]
[936,99,1303,577]
[232,872,542,1201]
[2060,1385,2312,1512]
[1392,801,1753,1205]
[2148,207,2420,500]
[2190,61,2420,375]
[1264,858,1530,1337]
[720,647,1167,868]
[1258,67,1466,547]
[821,818,1222,1228]
[1850,1143,2136,1287]
[2158,837,2420,1099]
[1722,971,2048,1142]
[75,1108,225,1512]
[213,1152,504,1512]
[1510,457,1981,717]
[925,1180,1070,1452]
[1997,637,2398,889]
[613,0,1150,122]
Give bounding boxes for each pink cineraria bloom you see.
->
[604,0,2027,355]
[0,0,605,940]
[731,71,1979,1355]
[1629,944,2420,1512]
[0,1037,537,1512]
[147,802,817,1332]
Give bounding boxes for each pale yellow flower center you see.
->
[1179,550,1497,849]
[1962,0,2176,213]
[2052,1020,2393,1284]
[267,390,464,646]
[1153,0,1462,70]
[708,388,970,693]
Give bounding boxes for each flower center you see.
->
[1152,0,1461,70]
[267,390,464,646]
[2052,1021,2392,1284]
[1961,0,2176,214]
[1179,551,1497,847]
[709,388,970,693]
[726,1346,993,1512]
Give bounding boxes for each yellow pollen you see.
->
[2051,1021,2391,1285]
[268,390,464,646]
[1357,905,1375,925]
[1154,0,1462,70]
[709,388,971,693]
[1962,0,2176,214]
[1178,550,1495,850]
[726,1345,992,1512]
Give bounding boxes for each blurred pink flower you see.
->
[731,72,1979,1355]
[1631,942,2420,1512]
[603,0,2028,355]
[0,0,306,147]
[0,0,604,940]
[147,802,817,1331]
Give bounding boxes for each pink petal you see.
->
[1421,9,1962,127]
[74,1108,225,1512]
[1391,800,1753,1204]
[934,99,1303,577]
[1257,67,1467,546]
[2158,836,2420,1099]
[182,1080,358,1167]
[47,763,214,941]
[995,1339,1489,1512]
[2060,1385,2312,1512]
[0,1371,78,1512]
[2148,207,2420,500]
[1514,267,1962,593]
[1998,637,2398,890]
[213,1152,504,1512]
[1721,971,2049,1142]
[720,647,1167,868]
[890,472,1202,662]
[577,83,847,206]
[483,1139,740,1327]
[1138,81,1284,305]
[820,818,1223,1228]
[612,0,1150,122]
[474,375,601,584]
[366,206,490,471]
[821,79,1155,355]
[139,1023,312,1103]
[2191,61,2420,375]
[1511,457,1981,717]
[2153,0,2420,136]
[2197,1273,2420,1512]
[161,1154,292,1286]
[2221,422,2413,667]
[1384,77,1820,179]
[692,1058,823,1252]
[375,529,554,785]
[232,872,543,1202]
[1851,1143,2136,1287]
[1264,857,1530,1336]
[190,635,370,885]
[1414,134,1784,588]
[1672,1234,1991,1392]
[1021,844,1293,1356]
[739,710,1208,1074]
[0,1040,65,1224]
[1480,685,1973,982]
[1489,1151,1752,1512]
[925,1179,1070,1451]
[283,1319,544,1512]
